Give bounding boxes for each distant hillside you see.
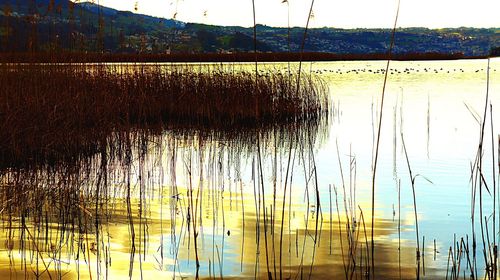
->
[0,0,498,56]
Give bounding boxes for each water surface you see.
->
[1,58,499,279]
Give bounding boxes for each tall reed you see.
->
[0,63,328,169]
[371,1,400,277]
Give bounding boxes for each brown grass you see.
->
[0,63,329,169]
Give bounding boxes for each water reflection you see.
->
[0,118,350,279]
[0,116,418,279]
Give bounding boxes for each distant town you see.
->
[1,0,499,57]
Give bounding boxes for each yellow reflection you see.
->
[0,181,432,280]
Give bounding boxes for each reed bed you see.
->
[0,63,329,169]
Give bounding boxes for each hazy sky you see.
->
[93,0,500,29]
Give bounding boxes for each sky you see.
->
[91,0,500,29]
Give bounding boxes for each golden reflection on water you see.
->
[0,185,425,280]
[0,128,434,279]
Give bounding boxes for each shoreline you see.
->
[0,52,495,63]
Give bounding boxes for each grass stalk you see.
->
[370,1,401,277]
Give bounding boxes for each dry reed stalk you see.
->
[370,2,400,277]
[0,64,328,170]
[279,136,294,279]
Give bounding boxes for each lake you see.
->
[0,58,499,279]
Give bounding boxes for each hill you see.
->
[0,0,498,56]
